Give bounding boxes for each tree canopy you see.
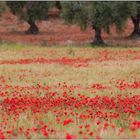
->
[0,2,6,15]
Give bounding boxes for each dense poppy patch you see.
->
[0,79,140,138]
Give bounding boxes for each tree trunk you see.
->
[26,18,39,35]
[55,1,62,10]
[93,27,104,45]
[130,16,140,38]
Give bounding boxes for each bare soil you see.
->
[0,12,139,47]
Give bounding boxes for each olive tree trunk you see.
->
[26,18,39,34]
[130,16,140,38]
[93,27,104,45]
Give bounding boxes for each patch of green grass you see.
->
[0,42,27,50]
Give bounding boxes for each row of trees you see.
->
[0,1,140,45]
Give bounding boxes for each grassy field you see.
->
[0,43,140,139]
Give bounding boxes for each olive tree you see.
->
[7,1,52,34]
[61,2,135,45]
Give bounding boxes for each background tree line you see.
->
[0,1,140,45]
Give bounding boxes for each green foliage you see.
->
[111,2,136,32]
[0,1,6,15]
[61,2,135,33]
[7,1,52,22]
[61,2,90,30]
[132,1,140,18]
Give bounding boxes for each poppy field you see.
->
[0,44,140,139]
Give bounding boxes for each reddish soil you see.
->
[0,11,139,47]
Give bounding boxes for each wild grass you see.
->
[0,43,140,138]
